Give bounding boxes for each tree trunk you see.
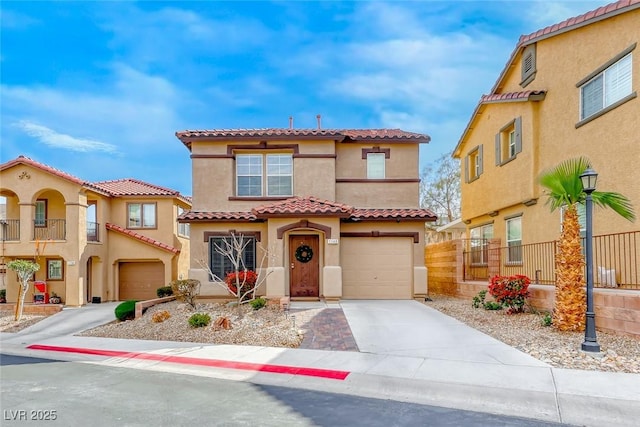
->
[553,206,586,331]
[14,282,29,322]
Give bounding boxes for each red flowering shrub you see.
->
[488,275,531,314]
[224,270,258,300]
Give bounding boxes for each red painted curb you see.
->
[26,344,350,380]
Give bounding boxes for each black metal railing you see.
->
[87,221,99,242]
[0,219,20,241]
[462,231,639,289]
[33,219,66,240]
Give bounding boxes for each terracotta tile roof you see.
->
[175,128,430,149]
[178,197,437,223]
[491,0,639,94]
[351,208,437,221]
[89,178,191,204]
[0,155,190,203]
[178,211,258,222]
[0,155,86,186]
[252,196,353,218]
[480,90,546,103]
[454,91,547,156]
[518,0,639,45]
[105,223,179,254]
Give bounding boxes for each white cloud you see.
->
[1,63,181,150]
[15,121,118,153]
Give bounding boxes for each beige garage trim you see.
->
[341,237,412,299]
[119,262,164,301]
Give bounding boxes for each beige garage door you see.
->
[119,262,164,301]
[341,237,412,299]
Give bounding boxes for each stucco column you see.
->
[19,202,33,241]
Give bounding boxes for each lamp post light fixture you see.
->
[579,167,600,352]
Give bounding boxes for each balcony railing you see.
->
[33,219,66,241]
[87,222,100,242]
[462,231,639,289]
[0,219,20,241]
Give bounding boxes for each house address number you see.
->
[327,239,339,245]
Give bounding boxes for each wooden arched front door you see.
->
[289,235,319,298]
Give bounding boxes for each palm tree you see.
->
[539,157,634,331]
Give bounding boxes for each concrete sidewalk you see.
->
[1,300,639,426]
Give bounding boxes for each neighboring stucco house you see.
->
[453,0,639,252]
[0,156,191,305]
[175,128,436,301]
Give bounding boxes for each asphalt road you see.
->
[1,354,570,426]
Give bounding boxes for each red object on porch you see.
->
[34,281,49,304]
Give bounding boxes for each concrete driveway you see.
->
[340,300,548,367]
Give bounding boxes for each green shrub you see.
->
[115,300,137,321]
[188,313,211,328]
[249,297,267,310]
[0,289,6,300]
[156,286,174,298]
[483,301,503,311]
[472,290,487,309]
[542,312,553,327]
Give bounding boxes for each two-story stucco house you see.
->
[175,128,436,301]
[453,0,639,261]
[0,156,191,305]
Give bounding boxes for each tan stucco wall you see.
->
[1,163,191,305]
[458,11,640,244]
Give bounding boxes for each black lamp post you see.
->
[580,167,600,352]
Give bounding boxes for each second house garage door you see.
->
[341,237,412,299]
[119,262,164,301]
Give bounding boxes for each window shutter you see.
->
[478,145,483,176]
[515,116,522,154]
[495,134,501,165]
[464,155,469,183]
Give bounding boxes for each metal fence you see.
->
[33,219,66,241]
[87,222,100,242]
[0,219,20,241]
[463,231,639,289]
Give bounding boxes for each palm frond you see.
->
[592,191,636,222]
[539,157,591,211]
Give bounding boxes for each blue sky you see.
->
[1,0,603,196]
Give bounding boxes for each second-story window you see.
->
[464,145,483,182]
[495,117,522,165]
[128,203,156,229]
[35,199,47,227]
[236,154,292,197]
[367,153,385,179]
[580,52,632,121]
[177,206,190,237]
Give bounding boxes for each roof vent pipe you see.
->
[289,116,293,129]
[316,114,322,129]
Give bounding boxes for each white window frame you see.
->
[366,152,386,179]
[465,145,483,182]
[469,223,493,265]
[236,154,292,197]
[128,203,156,229]
[579,52,633,121]
[177,206,190,238]
[506,216,522,264]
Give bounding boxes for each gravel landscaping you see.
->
[3,297,639,374]
[425,296,640,374]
